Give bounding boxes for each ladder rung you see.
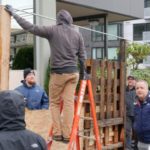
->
[80,116,93,120]
[78,129,92,133]
[83,100,100,104]
[78,133,95,140]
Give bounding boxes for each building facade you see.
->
[11,30,33,59]
[4,0,144,85]
[57,0,143,61]
[124,0,150,67]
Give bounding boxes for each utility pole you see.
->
[0,6,11,90]
[34,0,56,86]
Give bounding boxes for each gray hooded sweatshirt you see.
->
[13,10,87,73]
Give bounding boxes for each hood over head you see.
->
[0,90,26,131]
[56,9,73,25]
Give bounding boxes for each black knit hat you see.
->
[23,68,35,79]
[127,75,135,80]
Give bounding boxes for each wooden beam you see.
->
[0,6,11,90]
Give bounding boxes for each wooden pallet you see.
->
[82,59,125,150]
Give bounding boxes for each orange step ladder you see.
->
[47,79,102,150]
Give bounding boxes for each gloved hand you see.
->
[79,59,89,80]
[80,70,89,80]
[5,5,15,16]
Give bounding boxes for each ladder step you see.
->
[78,133,95,140]
[83,99,100,104]
[78,129,92,133]
[80,116,93,120]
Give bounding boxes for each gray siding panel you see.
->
[63,0,144,18]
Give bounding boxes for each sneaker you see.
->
[53,135,63,141]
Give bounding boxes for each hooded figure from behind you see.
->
[5,5,87,142]
[0,90,47,150]
[56,9,73,25]
[4,6,86,72]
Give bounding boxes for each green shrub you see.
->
[127,42,150,69]
[131,69,150,87]
[12,46,33,69]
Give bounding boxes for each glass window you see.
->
[108,48,118,60]
[145,0,150,8]
[92,47,118,60]
[146,23,150,31]
[133,23,150,41]
[133,24,145,41]
[92,48,103,59]
[92,25,103,41]
[108,24,118,40]
[91,23,122,41]
[11,36,15,44]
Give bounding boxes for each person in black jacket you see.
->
[0,90,47,150]
[125,75,137,150]
[134,80,150,150]
[126,75,136,92]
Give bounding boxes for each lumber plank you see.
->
[0,6,11,90]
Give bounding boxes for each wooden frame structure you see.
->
[82,40,126,149]
[0,6,11,90]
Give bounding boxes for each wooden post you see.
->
[0,5,11,90]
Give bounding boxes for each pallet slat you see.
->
[83,58,125,149]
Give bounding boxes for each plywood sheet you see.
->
[25,109,52,140]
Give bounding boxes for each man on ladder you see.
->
[5,4,87,144]
[47,77,102,150]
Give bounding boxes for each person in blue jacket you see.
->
[134,80,150,150]
[15,68,49,110]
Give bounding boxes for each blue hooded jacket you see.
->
[133,92,150,143]
[15,81,49,110]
